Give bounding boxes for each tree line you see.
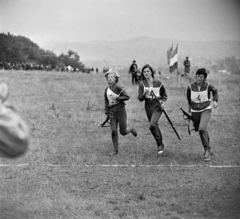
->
[0,32,85,71]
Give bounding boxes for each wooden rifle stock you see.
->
[180,108,193,121]
[180,108,195,135]
[101,115,110,127]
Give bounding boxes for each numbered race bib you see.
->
[106,87,125,106]
[144,87,160,99]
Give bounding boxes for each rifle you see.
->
[150,91,181,141]
[180,108,195,135]
[101,115,110,127]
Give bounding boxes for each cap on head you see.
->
[104,69,120,78]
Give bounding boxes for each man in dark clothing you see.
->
[183,57,191,82]
[184,57,191,74]
[129,60,138,85]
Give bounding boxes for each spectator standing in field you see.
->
[138,64,167,154]
[184,57,191,75]
[104,70,137,155]
[186,68,218,161]
[183,57,192,81]
[129,60,138,85]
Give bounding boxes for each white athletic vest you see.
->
[190,83,211,112]
[106,87,124,106]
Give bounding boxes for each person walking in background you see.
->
[104,69,137,155]
[184,57,191,75]
[135,69,142,85]
[186,68,218,161]
[183,57,191,81]
[129,60,138,85]
[138,64,167,154]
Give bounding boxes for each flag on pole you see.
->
[167,45,173,65]
[169,44,178,73]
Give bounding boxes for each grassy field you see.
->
[0,69,240,219]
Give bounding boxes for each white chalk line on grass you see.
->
[0,163,240,168]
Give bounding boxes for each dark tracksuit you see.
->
[138,78,167,147]
[129,63,138,85]
[104,82,133,153]
[187,81,218,152]
[183,59,191,73]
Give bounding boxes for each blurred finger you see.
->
[0,82,9,103]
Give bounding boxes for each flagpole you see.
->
[176,67,178,83]
[176,44,178,84]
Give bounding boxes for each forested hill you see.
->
[0,32,85,71]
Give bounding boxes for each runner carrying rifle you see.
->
[186,68,218,161]
[138,64,168,154]
[104,70,137,155]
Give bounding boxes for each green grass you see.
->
[0,70,240,219]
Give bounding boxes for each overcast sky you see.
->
[0,0,239,48]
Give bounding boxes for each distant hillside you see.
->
[42,36,240,69]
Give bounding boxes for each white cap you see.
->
[104,69,120,78]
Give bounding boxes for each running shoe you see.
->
[109,151,118,156]
[204,150,211,161]
[158,144,164,154]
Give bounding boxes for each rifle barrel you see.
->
[150,91,181,141]
[162,109,181,140]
